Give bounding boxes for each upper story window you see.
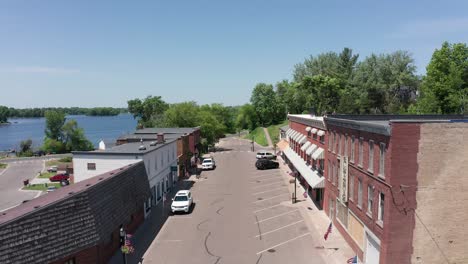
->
[319,134,325,143]
[367,185,374,216]
[154,155,158,170]
[328,133,332,151]
[327,160,331,181]
[378,192,385,225]
[379,143,386,177]
[333,132,337,153]
[358,137,363,167]
[358,178,363,208]
[350,136,355,163]
[368,140,374,173]
[344,135,348,157]
[87,163,96,170]
[338,134,342,156]
[349,174,354,201]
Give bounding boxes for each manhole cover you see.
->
[257,198,263,200]
[267,249,276,253]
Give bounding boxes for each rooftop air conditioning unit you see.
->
[139,145,146,151]
[150,141,157,146]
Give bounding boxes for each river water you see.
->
[0,114,137,151]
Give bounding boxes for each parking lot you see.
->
[142,138,327,264]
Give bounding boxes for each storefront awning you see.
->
[294,132,302,142]
[311,147,324,160]
[284,148,325,189]
[306,144,317,155]
[289,131,297,141]
[300,141,311,151]
[305,127,311,132]
[317,130,325,136]
[276,140,289,151]
[311,128,318,134]
[298,135,307,144]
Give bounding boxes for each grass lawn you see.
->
[45,156,73,167]
[22,183,61,191]
[38,171,55,179]
[266,120,288,143]
[243,127,269,147]
[0,163,7,169]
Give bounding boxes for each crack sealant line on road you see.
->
[255,209,300,223]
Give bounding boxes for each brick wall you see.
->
[411,123,468,264]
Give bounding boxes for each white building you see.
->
[73,134,178,217]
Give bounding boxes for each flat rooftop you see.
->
[134,127,199,134]
[288,114,324,121]
[117,133,181,141]
[73,138,177,155]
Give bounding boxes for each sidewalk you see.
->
[276,155,354,264]
[108,178,196,264]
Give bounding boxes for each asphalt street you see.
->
[0,159,43,211]
[142,137,327,264]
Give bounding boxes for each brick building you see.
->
[0,162,151,264]
[283,114,327,208]
[323,114,468,264]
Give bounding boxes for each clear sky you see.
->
[1,0,467,108]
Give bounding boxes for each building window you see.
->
[358,137,363,167]
[313,132,317,140]
[368,140,374,173]
[351,136,355,163]
[328,134,331,151]
[333,132,337,153]
[328,160,331,181]
[379,143,386,177]
[337,134,341,155]
[154,156,157,170]
[378,192,385,225]
[320,134,325,143]
[367,185,374,216]
[64,258,76,264]
[349,174,354,201]
[344,135,348,157]
[337,162,341,191]
[332,162,336,185]
[358,178,363,208]
[87,163,96,170]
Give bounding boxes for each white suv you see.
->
[256,151,276,160]
[171,190,193,214]
[202,158,216,170]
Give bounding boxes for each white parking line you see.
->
[255,220,304,238]
[252,193,288,203]
[256,233,310,255]
[253,203,283,213]
[252,181,285,189]
[252,187,286,195]
[255,209,300,223]
[251,174,281,179]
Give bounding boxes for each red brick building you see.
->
[284,114,327,208]
[323,114,468,264]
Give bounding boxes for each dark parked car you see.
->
[33,150,45,156]
[255,159,279,170]
[49,173,69,182]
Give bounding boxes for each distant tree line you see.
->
[236,42,467,131]
[0,107,127,120]
[127,96,238,150]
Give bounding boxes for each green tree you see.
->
[235,104,258,131]
[42,138,66,154]
[19,139,33,156]
[0,106,9,123]
[250,83,282,126]
[293,52,341,82]
[44,111,66,141]
[62,120,94,151]
[127,96,168,127]
[416,42,468,114]
[163,101,200,127]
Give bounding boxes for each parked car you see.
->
[171,190,193,214]
[202,158,216,170]
[33,150,45,157]
[49,173,69,182]
[255,159,279,170]
[47,166,58,172]
[256,151,276,160]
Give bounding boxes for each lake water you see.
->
[0,114,137,151]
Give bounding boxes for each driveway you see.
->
[0,160,43,211]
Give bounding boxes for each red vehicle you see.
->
[49,173,69,182]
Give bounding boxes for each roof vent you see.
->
[34,205,40,209]
[99,177,104,180]
[149,141,157,146]
[86,184,91,187]
[110,172,114,175]
[68,192,74,195]
[157,133,165,144]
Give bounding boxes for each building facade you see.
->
[73,134,178,218]
[323,114,468,264]
[0,162,151,264]
[283,114,327,208]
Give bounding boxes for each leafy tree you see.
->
[44,111,66,141]
[235,104,258,131]
[163,101,200,127]
[127,96,168,127]
[0,106,9,123]
[19,139,33,156]
[198,110,226,147]
[338,48,359,82]
[293,52,341,82]
[416,42,468,114]
[250,83,282,126]
[42,138,66,154]
[62,120,94,151]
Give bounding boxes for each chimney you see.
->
[309,107,315,116]
[98,140,106,150]
[157,133,165,144]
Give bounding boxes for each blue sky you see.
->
[0,0,467,108]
